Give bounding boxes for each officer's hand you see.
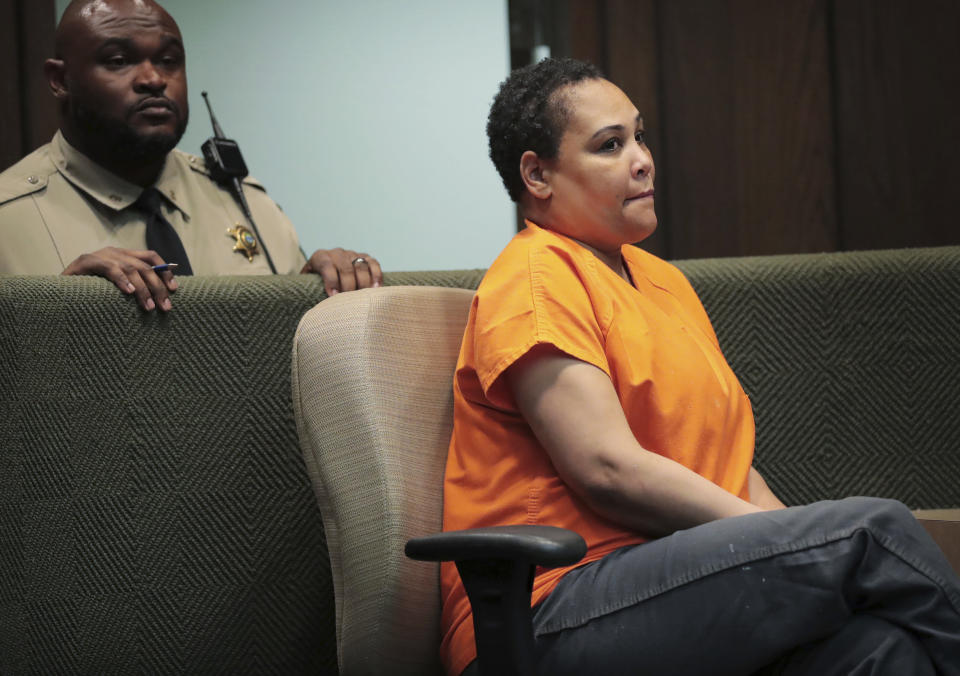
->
[62,247,178,312]
[301,248,383,296]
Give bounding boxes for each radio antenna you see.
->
[201,91,226,139]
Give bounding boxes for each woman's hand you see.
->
[507,345,763,538]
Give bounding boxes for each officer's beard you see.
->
[69,100,189,166]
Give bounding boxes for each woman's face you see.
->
[539,78,656,251]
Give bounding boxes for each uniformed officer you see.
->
[0,0,382,311]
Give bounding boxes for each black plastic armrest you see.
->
[405,526,586,676]
[404,524,585,567]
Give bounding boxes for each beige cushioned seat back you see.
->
[292,286,475,676]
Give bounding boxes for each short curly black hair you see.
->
[487,57,603,202]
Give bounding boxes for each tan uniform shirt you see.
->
[0,131,307,275]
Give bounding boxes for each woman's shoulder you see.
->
[474,222,605,335]
[482,222,597,289]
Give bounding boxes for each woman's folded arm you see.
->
[507,346,764,538]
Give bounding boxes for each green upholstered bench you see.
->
[1,246,957,674]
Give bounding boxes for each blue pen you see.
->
[152,263,179,272]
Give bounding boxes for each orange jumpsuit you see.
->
[441,221,756,675]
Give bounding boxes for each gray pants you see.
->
[529,498,960,675]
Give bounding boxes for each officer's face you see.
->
[56,0,189,161]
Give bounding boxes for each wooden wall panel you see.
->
[560,0,959,258]
[0,0,57,171]
[604,0,668,257]
[20,0,58,155]
[570,0,668,256]
[833,0,960,250]
[1,0,24,170]
[569,0,605,67]
[658,0,837,259]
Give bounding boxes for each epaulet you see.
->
[0,145,56,206]
[178,149,268,192]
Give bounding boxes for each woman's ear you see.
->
[520,150,552,200]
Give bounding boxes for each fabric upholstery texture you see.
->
[0,274,336,675]
[0,271,480,675]
[676,246,960,507]
[292,286,475,676]
[1,246,958,674]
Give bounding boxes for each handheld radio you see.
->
[201,91,277,274]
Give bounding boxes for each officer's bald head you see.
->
[55,0,181,60]
[46,0,189,183]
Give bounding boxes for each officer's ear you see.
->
[44,59,68,100]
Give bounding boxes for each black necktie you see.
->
[134,187,194,275]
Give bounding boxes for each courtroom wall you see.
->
[54,0,514,271]
[560,0,960,259]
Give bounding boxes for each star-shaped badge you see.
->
[226,223,259,262]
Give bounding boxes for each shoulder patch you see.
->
[180,150,211,176]
[241,175,266,192]
[0,146,55,205]
[179,149,267,192]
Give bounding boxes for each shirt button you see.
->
[27,175,39,184]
